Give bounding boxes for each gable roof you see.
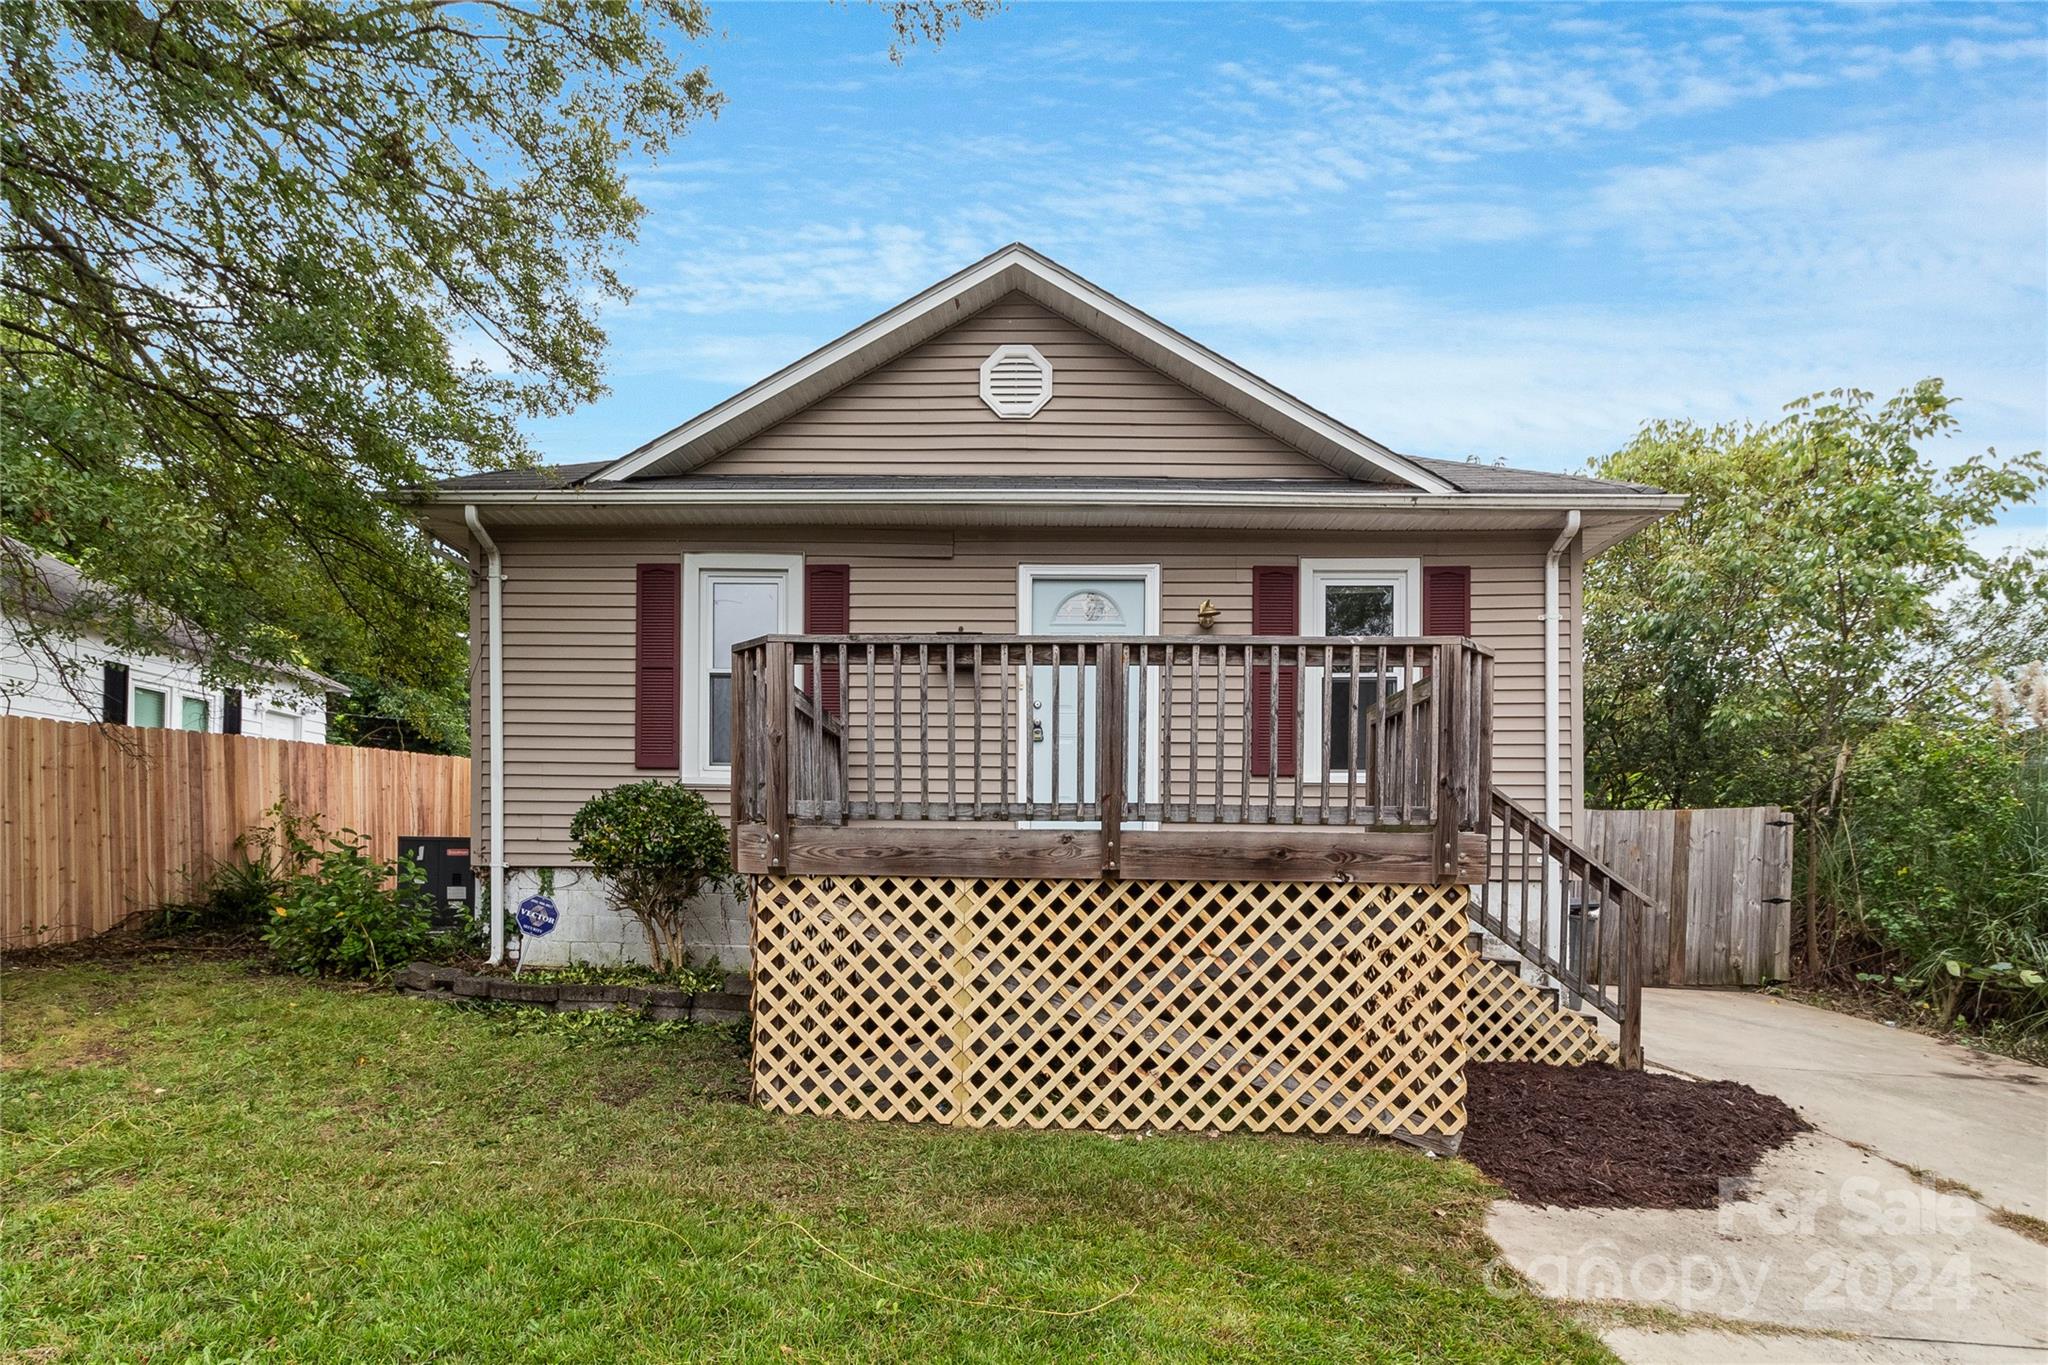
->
[1,538,348,695]
[591,244,1455,493]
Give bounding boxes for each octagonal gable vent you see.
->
[978,343,1053,419]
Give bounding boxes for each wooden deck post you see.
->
[763,639,792,874]
[1431,644,1463,883]
[1620,887,1645,1069]
[1096,642,1125,878]
[730,646,751,867]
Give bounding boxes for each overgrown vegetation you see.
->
[146,801,325,936]
[517,960,729,996]
[568,781,737,974]
[263,835,435,982]
[151,802,451,982]
[0,959,1611,1362]
[1586,381,2047,1033]
[1827,714,2046,1030]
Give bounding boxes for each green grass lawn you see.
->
[1,956,1610,1363]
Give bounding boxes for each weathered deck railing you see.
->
[1473,789,1647,1067]
[732,634,1492,881]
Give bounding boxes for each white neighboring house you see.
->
[0,543,343,742]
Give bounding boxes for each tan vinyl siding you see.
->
[702,294,1347,481]
[478,528,1579,863]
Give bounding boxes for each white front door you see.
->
[1018,566,1156,821]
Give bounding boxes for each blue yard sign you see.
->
[516,894,558,937]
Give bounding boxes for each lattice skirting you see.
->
[750,876,1473,1144]
[1465,959,1619,1066]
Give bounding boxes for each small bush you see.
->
[568,780,737,974]
[264,832,435,981]
[148,801,323,936]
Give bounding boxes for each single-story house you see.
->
[0,540,341,741]
[417,244,1682,1149]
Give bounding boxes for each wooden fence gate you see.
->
[1582,807,1793,986]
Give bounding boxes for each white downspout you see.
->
[464,505,506,966]
[1543,510,1581,831]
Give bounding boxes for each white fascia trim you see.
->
[679,552,804,786]
[589,246,1453,493]
[442,486,1687,516]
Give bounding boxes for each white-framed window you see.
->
[127,678,218,733]
[680,553,803,782]
[1299,558,1421,780]
[132,685,167,728]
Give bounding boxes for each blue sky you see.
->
[531,2,2048,550]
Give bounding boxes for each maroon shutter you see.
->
[1423,565,1472,637]
[634,563,681,769]
[1249,564,1299,779]
[803,564,850,715]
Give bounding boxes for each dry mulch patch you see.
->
[0,922,265,969]
[1463,1061,1809,1209]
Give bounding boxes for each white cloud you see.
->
[568,3,2045,557]
[1585,133,2047,316]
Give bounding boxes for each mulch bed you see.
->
[0,923,266,969]
[1462,1061,1809,1209]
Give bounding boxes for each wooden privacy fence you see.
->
[1,715,470,949]
[749,875,1474,1149]
[1582,807,1793,987]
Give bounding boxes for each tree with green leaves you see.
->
[1,0,991,738]
[1584,380,2046,975]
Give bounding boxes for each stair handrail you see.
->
[1476,788,1647,1068]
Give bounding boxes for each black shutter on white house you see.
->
[223,689,244,735]
[1249,564,1298,779]
[634,563,682,769]
[803,564,850,716]
[101,663,128,724]
[1423,565,1472,637]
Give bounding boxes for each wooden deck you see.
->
[729,634,1493,883]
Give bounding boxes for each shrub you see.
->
[568,780,737,973]
[1838,717,2048,1028]
[148,800,322,936]
[264,831,435,981]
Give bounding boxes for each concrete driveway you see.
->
[1488,989,2048,1364]
[1639,991,2047,1221]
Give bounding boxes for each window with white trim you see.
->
[1300,559,1420,778]
[681,554,802,780]
[133,686,167,728]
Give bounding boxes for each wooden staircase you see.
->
[1471,789,1648,1068]
[1464,930,1618,1066]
